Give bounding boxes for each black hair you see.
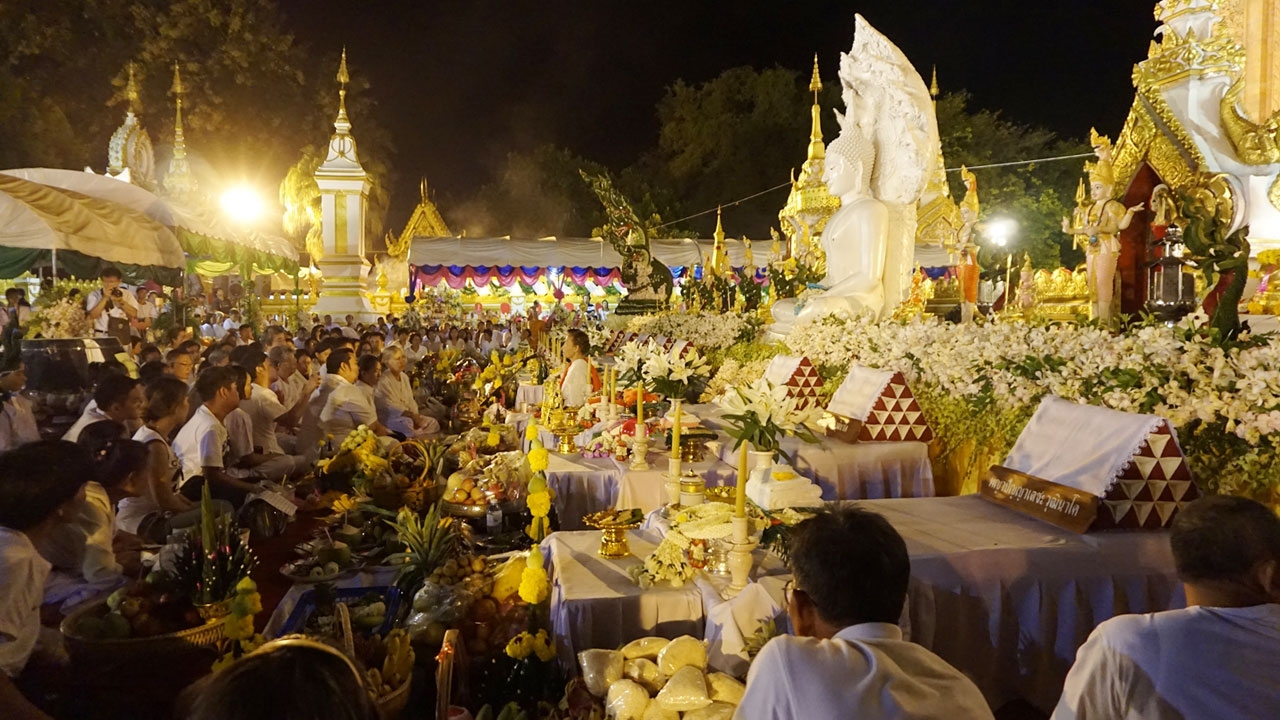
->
[76,421,148,491]
[315,337,338,355]
[566,328,590,356]
[228,345,256,369]
[360,330,382,344]
[295,348,314,362]
[228,365,252,399]
[1171,495,1280,584]
[0,440,93,531]
[326,348,354,375]
[357,354,381,380]
[138,360,167,384]
[144,376,191,422]
[93,374,140,412]
[194,366,240,403]
[139,344,162,362]
[787,505,910,627]
[187,643,378,720]
[100,266,123,280]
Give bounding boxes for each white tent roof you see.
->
[0,168,297,263]
[0,173,185,269]
[409,236,756,269]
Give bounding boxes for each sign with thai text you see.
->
[979,465,1099,533]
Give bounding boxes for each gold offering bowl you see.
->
[194,598,234,623]
[546,407,583,454]
[582,512,643,559]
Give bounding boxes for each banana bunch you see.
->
[365,629,414,699]
[474,702,528,720]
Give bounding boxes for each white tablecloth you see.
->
[515,383,544,411]
[864,495,1184,712]
[711,432,934,500]
[544,452,625,530]
[615,452,738,516]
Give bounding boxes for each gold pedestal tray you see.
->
[582,511,643,559]
[546,407,583,454]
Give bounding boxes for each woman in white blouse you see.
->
[375,347,440,438]
[121,377,195,540]
[559,329,596,408]
[403,333,427,365]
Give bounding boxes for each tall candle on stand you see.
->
[670,399,682,460]
[734,442,748,518]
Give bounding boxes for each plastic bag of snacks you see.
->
[605,678,650,720]
[578,648,624,698]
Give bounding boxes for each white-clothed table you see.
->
[613,451,737,517]
[546,530,785,668]
[692,403,935,500]
[515,383,544,411]
[542,452,625,531]
[866,495,1184,713]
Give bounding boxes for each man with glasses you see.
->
[737,506,992,719]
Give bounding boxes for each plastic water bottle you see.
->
[486,500,503,535]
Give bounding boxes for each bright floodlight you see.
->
[986,218,1017,247]
[220,186,264,224]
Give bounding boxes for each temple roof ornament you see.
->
[778,54,840,271]
[162,64,199,203]
[318,48,365,177]
[391,178,453,257]
[915,67,962,254]
[709,206,731,276]
[107,63,156,190]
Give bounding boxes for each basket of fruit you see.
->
[442,476,518,519]
[60,572,227,666]
[335,603,414,720]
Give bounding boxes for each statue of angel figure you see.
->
[770,15,938,337]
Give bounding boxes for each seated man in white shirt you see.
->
[235,349,318,480]
[375,346,440,438]
[737,506,993,720]
[63,374,143,442]
[320,349,398,446]
[173,366,259,506]
[1053,495,1280,720]
[0,440,92,720]
[0,363,40,452]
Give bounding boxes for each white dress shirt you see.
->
[0,527,51,678]
[116,425,179,534]
[320,375,376,442]
[62,402,113,443]
[375,370,418,424]
[173,404,228,488]
[34,481,120,583]
[403,344,427,365]
[735,623,994,720]
[85,286,139,335]
[224,407,254,465]
[297,375,342,459]
[244,383,288,455]
[1052,604,1280,720]
[271,372,307,415]
[560,358,592,407]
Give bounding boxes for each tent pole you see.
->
[51,249,58,280]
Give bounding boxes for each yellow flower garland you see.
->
[518,547,550,604]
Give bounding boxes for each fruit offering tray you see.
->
[276,586,402,639]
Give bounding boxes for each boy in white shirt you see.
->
[0,440,92,720]
[1053,495,1280,720]
[173,366,258,506]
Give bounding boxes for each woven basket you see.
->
[337,603,412,720]
[60,598,227,667]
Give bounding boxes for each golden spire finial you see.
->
[335,47,350,125]
[714,206,725,241]
[170,64,186,160]
[125,63,141,115]
[930,66,939,98]
[806,55,825,163]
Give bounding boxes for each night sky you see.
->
[276,0,1159,230]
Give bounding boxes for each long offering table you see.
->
[548,495,1183,714]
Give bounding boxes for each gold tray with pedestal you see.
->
[546,407,584,454]
[582,510,644,559]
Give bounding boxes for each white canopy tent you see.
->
[1,168,298,269]
[0,173,185,279]
[408,236,756,269]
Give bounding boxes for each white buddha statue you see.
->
[770,127,889,331]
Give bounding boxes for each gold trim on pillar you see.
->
[334,192,349,256]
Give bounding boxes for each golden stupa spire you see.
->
[170,64,186,160]
[164,63,197,201]
[125,63,141,115]
[806,54,825,163]
[930,65,939,102]
[335,47,351,130]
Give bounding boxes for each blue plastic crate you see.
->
[276,586,402,638]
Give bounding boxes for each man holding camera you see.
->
[85,267,138,343]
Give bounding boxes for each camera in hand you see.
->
[110,288,123,299]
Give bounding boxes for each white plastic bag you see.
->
[706,673,745,705]
[605,679,651,720]
[654,666,712,713]
[655,635,708,676]
[683,701,736,720]
[579,648,625,698]
[621,636,669,660]
[623,657,666,694]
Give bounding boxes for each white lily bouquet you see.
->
[717,378,824,460]
[614,339,663,388]
[643,345,711,400]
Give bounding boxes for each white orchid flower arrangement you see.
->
[716,378,824,460]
